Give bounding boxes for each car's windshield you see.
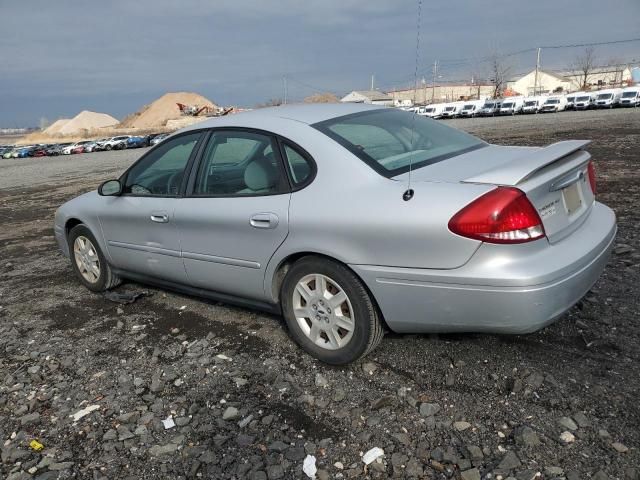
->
[525,101,537,106]
[597,93,612,99]
[463,105,473,110]
[567,97,575,101]
[546,99,560,104]
[502,102,514,108]
[622,91,637,98]
[483,102,495,108]
[313,108,486,177]
[577,96,590,101]
[424,108,434,113]
[445,106,455,111]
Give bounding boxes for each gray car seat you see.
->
[239,156,278,194]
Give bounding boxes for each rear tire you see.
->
[68,225,121,292]
[281,256,384,365]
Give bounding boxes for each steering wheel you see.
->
[166,171,183,195]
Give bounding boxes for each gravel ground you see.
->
[0,108,638,480]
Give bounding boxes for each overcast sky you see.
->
[1,0,639,126]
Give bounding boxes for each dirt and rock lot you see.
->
[0,108,638,479]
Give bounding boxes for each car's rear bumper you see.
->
[351,202,616,334]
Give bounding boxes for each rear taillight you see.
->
[448,187,545,244]
[587,161,596,195]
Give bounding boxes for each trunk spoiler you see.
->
[463,140,591,186]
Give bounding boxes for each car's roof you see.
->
[191,103,387,130]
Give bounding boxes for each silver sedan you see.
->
[54,104,616,364]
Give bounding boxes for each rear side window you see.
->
[281,143,313,186]
[313,109,485,177]
[193,130,288,196]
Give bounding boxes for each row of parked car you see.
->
[411,85,640,119]
[0,133,170,160]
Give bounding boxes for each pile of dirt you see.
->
[43,119,71,135]
[56,111,119,135]
[119,92,217,129]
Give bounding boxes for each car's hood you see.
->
[393,144,538,184]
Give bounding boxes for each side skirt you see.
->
[111,268,282,315]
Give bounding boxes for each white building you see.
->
[507,70,572,96]
[560,65,633,91]
[340,90,394,106]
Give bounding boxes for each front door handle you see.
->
[150,212,169,223]
[250,212,279,229]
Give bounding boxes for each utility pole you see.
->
[533,47,541,96]
[431,60,438,103]
[371,74,375,90]
[283,76,287,105]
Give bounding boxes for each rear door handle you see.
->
[250,212,279,229]
[150,212,169,223]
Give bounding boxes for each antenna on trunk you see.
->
[404,0,422,202]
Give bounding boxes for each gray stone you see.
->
[48,462,75,471]
[285,447,305,461]
[516,470,538,480]
[315,373,329,387]
[20,412,40,425]
[371,396,395,410]
[453,421,471,431]
[515,426,540,447]
[266,464,284,479]
[558,416,578,431]
[612,442,629,453]
[592,471,610,480]
[362,362,377,375]
[461,468,481,480]
[148,443,179,456]
[572,411,590,428]
[465,445,483,460]
[498,451,521,470]
[419,402,441,417]
[405,458,423,477]
[268,441,289,452]
[391,452,408,467]
[222,406,239,420]
[544,466,564,476]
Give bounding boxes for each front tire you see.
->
[281,256,384,365]
[68,225,121,292]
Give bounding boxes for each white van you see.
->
[565,93,581,110]
[439,102,464,119]
[594,88,623,108]
[574,93,596,110]
[540,96,567,113]
[522,97,543,114]
[619,86,640,107]
[498,97,525,115]
[478,100,501,116]
[418,104,445,119]
[458,100,485,117]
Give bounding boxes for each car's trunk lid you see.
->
[394,141,595,243]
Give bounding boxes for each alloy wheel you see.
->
[73,235,101,283]
[292,273,355,350]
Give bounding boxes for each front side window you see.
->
[193,130,288,196]
[123,132,201,196]
[313,109,485,177]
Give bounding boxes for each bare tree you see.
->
[488,51,512,98]
[573,47,597,90]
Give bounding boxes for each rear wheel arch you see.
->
[271,251,392,332]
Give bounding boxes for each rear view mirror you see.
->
[98,179,122,196]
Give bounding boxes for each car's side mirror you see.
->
[98,179,122,196]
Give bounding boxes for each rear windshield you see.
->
[312,108,486,177]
